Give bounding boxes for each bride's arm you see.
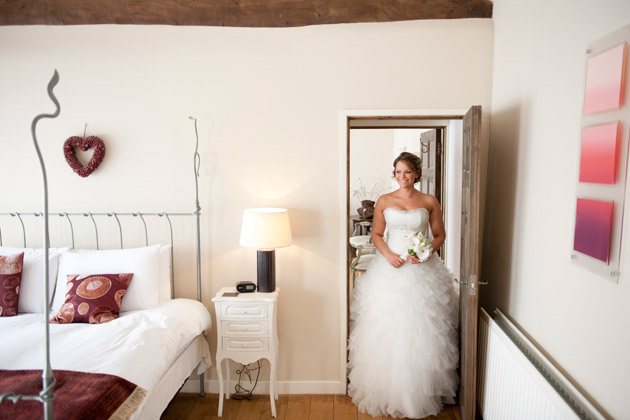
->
[371,198,405,268]
[428,195,446,252]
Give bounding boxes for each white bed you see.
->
[0,244,212,419]
[0,300,211,419]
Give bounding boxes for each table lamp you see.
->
[239,208,292,292]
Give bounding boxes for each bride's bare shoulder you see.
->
[376,193,396,208]
[418,192,441,212]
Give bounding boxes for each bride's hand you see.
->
[385,252,405,268]
[406,254,421,264]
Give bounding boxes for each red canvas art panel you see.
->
[583,43,626,114]
[579,122,620,184]
[573,198,614,263]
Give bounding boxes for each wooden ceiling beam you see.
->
[0,0,492,27]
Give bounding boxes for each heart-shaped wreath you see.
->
[63,136,106,178]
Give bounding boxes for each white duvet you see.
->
[0,299,211,392]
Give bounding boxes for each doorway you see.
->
[338,107,482,419]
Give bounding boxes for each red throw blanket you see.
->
[0,369,147,420]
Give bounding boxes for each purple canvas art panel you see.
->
[573,198,614,263]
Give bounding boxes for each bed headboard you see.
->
[0,210,201,300]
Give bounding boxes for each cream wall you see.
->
[483,1,630,418]
[349,130,395,214]
[0,19,493,392]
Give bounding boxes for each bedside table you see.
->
[212,287,279,418]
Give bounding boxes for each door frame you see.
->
[338,108,469,393]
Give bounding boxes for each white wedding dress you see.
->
[348,207,459,419]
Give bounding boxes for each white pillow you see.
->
[158,244,172,303]
[52,244,161,313]
[0,246,69,313]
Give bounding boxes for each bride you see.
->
[348,152,459,418]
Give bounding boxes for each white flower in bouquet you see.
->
[401,231,432,262]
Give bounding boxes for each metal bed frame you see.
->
[0,71,206,419]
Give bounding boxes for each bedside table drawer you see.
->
[222,320,268,336]
[222,337,269,351]
[222,303,268,319]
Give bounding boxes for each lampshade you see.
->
[239,208,292,250]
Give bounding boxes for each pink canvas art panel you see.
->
[579,122,620,184]
[583,43,626,114]
[573,198,614,263]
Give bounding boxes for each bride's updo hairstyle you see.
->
[393,152,422,183]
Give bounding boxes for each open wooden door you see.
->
[419,129,445,260]
[458,106,482,420]
[419,129,444,207]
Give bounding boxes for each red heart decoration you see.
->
[63,136,106,178]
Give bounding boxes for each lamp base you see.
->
[257,250,276,292]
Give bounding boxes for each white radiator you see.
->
[477,308,606,420]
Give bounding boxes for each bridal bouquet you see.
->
[401,231,432,262]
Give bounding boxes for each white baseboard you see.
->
[181,379,344,395]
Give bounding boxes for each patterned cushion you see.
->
[0,246,69,313]
[0,253,24,317]
[50,273,133,324]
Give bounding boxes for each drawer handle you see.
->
[242,344,248,347]
[242,327,247,331]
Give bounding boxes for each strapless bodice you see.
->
[384,207,430,255]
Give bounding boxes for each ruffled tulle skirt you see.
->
[348,252,459,419]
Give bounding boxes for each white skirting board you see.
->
[477,308,606,420]
[181,380,343,395]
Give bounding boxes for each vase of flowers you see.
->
[352,179,384,220]
[358,200,375,219]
